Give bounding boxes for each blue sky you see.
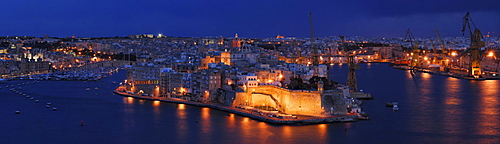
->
[1,0,499,38]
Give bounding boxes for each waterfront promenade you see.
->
[113,86,359,125]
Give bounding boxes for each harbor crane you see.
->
[404,29,420,69]
[462,12,484,78]
[430,39,438,64]
[340,35,359,92]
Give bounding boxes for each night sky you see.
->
[2,0,500,38]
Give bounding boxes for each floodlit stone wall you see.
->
[234,85,331,116]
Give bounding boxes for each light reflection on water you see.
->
[152,100,161,116]
[227,113,236,128]
[256,122,273,143]
[176,103,188,143]
[477,80,499,137]
[407,71,500,143]
[406,71,433,133]
[282,126,292,141]
[317,124,328,140]
[444,77,462,105]
[240,117,252,141]
[123,97,134,105]
[442,77,463,135]
[153,100,160,107]
[200,107,211,138]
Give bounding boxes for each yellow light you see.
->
[180,87,185,93]
[424,57,428,61]
[153,100,160,107]
[178,104,185,110]
[487,51,494,57]
[451,52,458,56]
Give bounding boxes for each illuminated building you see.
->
[126,64,161,96]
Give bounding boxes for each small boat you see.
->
[86,88,91,91]
[339,117,356,122]
[35,100,40,103]
[46,105,51,108]
[358,116,370,120]
[52,108,57,111]
[386,101,398,107]
[15,110,20,114]
[393,104,399,111]
[94,87,98,90]
[111,81,117,84]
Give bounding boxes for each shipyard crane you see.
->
[435,30,448,66]
[429,39,438,64]
[340,35,360,92]
[404,29,420,69]
[462,12,485,78]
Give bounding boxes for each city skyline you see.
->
[1,0,500,38]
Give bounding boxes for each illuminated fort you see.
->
[233,83,349,116]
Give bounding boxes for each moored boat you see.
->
[386,101,398,107]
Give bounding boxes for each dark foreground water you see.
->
[1,63,499,144]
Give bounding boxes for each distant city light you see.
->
[451,52,458,56]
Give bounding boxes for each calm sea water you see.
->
[1,63,499,144]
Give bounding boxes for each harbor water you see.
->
[1,63,499,143]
